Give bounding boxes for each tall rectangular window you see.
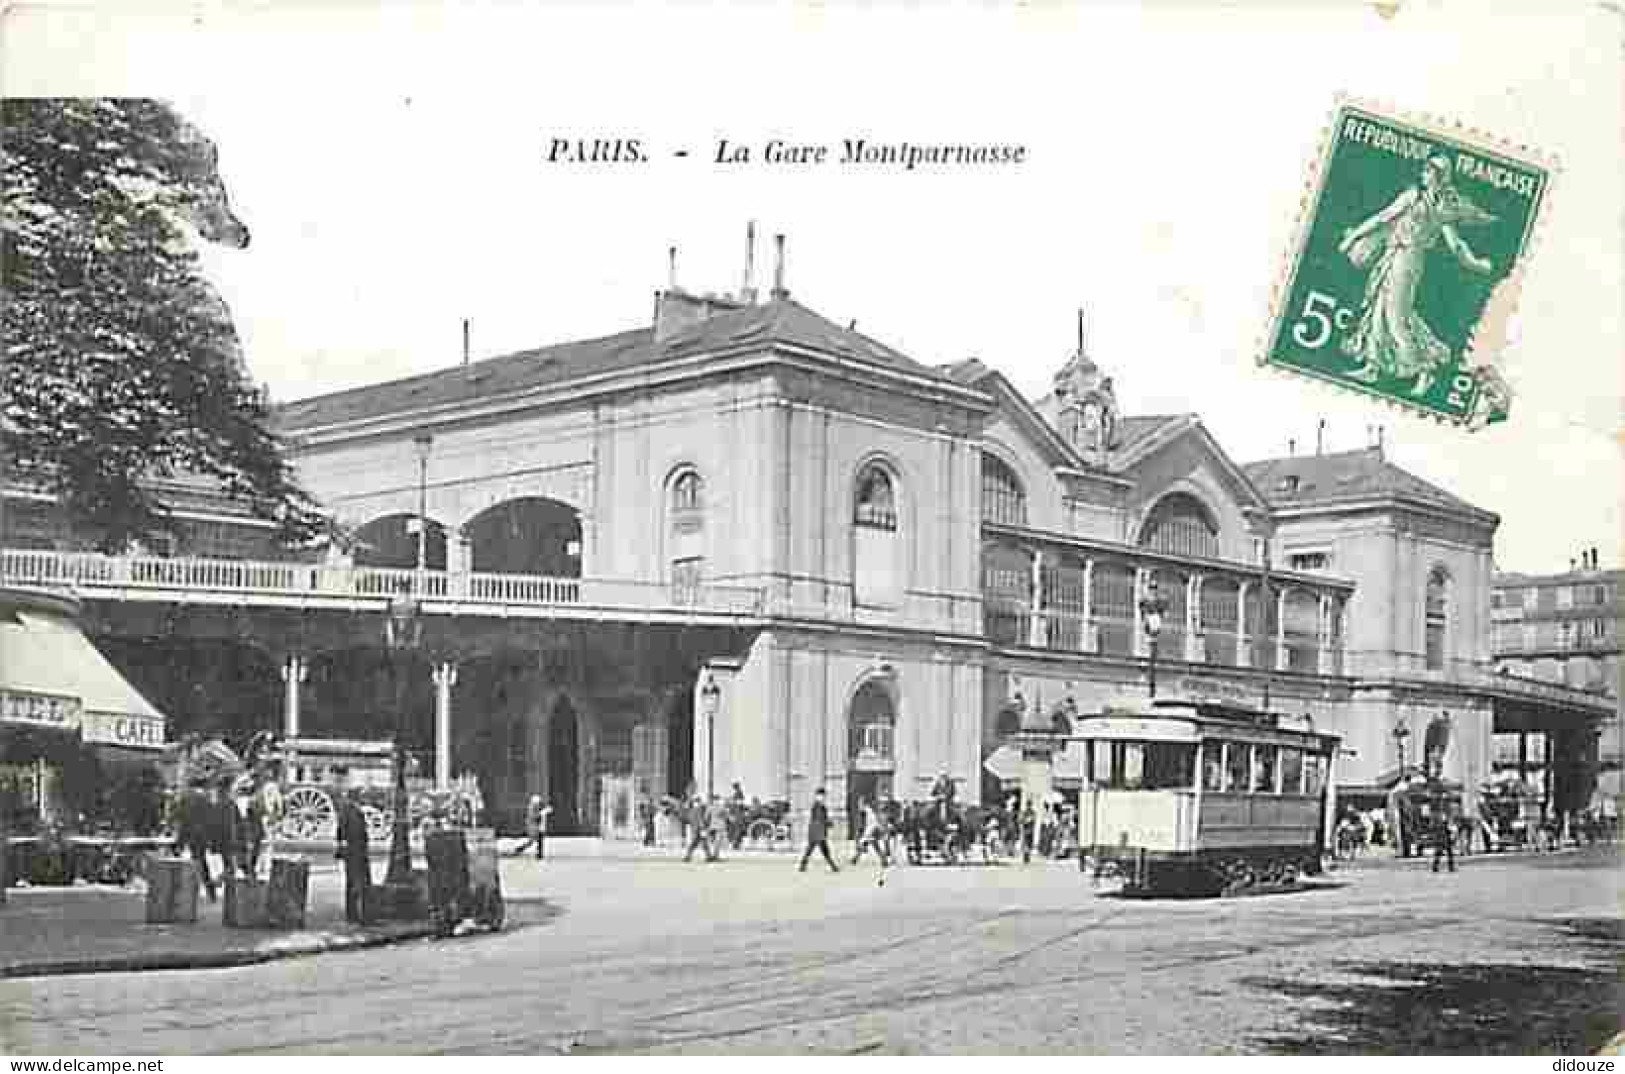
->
[1556,586,1574,610]
[671,557,703,605]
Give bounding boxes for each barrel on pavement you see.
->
[144,856,199,924]
[223,873,271,928]
[266,858,309,929]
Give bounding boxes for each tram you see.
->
[1074,697,1339,896]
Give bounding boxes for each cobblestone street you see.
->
[2,843,1618,1055]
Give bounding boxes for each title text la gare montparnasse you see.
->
[545,136,1028,171]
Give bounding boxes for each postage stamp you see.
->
[1261,98,1552,429]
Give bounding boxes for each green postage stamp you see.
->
[1262,99,1552,429]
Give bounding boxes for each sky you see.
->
[4,1,1621,575]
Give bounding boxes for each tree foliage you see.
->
[2,98,327,550]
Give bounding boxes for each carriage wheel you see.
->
[280,786,336,841]
[746,819,775,850]
[362,805,392,845]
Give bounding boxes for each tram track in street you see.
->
[577,908,1521,1053]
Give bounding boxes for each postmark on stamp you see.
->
[1261,99,1552,429]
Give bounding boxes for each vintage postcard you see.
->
[1,0,1620,1060]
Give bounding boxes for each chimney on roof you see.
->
[771,233,788,300]
[1316,419,1325,455]
[462,318,470,367]
[1376,425,1385,455]
[741,221,758,304]
[653,238,748,342]
[1077,308,1086,354]
[1288,438,1296,456]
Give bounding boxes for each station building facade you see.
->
[262,254,1606,834]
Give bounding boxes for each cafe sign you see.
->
[0,690,83,732]
[81,711,166,750]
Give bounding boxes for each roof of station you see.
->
[276,297,957,432]
[1241,447,1497,522]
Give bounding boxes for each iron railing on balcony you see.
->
[0,548,762,616]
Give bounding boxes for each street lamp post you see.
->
[1393,721,1411,778]
[384,594,422,888]
[1139,577,1168,699]
[700,674,721,799]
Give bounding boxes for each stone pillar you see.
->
[1236,580,1253,668]
[1133,566,1151,658]
[1317,594,1335,675]
[432,662,458,790]
[446,527,471,597]
[1275,588,1290,672]
[280,654,307,738]
[1185,574,1205,662]
[1028,549,1046,648]
[1080,558,1097,653]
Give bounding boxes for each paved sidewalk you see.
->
[2,861,447,979]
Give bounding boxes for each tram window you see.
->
[1202,744,1225,792]
[1091,740,1113,786]
[1280,747,1304,794]
[1303,754,1326,796]
[1224,741,1250,792]
[1252,745,1277,793]
[1121,742,1145,789]
[1144,743,1196,790]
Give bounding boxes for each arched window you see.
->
[854,466,897,530]
[671,470,704,516]
[667,469,705,602]
[1425,567,1449,671]
[854,464,902,606]
[1139,493,1220,560]
[981,453,1027,526]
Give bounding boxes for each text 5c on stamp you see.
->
[1261,100,1551,429]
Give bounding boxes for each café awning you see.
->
[1,598,167,751]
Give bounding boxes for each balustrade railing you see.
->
[0,548,761,616]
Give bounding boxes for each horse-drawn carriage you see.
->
[897,799,1004,865]
[262,737,483,845]
[1478,773,1548,852]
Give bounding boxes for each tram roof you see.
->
[1078,696,1339,746]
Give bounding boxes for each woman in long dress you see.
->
[1338,154,1497,397]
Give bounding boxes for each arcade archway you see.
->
[465,497,582,577]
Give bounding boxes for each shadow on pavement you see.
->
[1241,918,1624,1054]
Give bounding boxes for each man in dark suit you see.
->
[174,778,219,902]
[798,787,839,873]
[334,788,372,924]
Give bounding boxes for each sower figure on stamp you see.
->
[334,788,372,924]
[1339,153,1497,398]
[798,787,839,873]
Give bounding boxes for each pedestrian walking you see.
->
[798,787,839,873]
[850,798,890,869]
[639,795,657,847]
[334,788,372,924]
[523,795,553,861]
[1020,801,1036,865]
[684,795,718,862]
[1431,806,1457,873]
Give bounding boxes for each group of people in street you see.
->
[172,769,277,902]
